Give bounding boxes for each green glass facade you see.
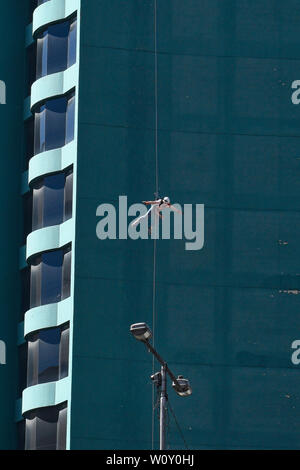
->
[0,0,300,450]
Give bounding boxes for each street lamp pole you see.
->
[130,322,192,450]
[159,364,167,450]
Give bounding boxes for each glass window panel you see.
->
[68,18,77,67]
[32,179,44,231]
[27,333,39,387]
[61,249,71,300]
[25,416,37,450]
[57,406,67,450]
[36,31,48,80]
[30,256,42,308]
[38,328,60,384]
[47,22,69,76]
[36,407,59,450]
[65,94,75,145]
[36,417,57,450]
[45,97,67,151]
[64,170,73,221]
[43,173,65,227]
[59,326,69,379]
[41,250,63,305]
[34,104,46,155]
[34,94,75,154]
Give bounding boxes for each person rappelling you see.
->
[131,196,180,228]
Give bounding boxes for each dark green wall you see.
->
[0,1,28,450]
[72,0,300,449]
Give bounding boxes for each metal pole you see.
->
[160,364,167,450]
[144,341,182,389]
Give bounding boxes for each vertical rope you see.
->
[154,0,159,199]
[151,0,159,451]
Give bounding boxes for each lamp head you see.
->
[130,322,152,342]
[172,375,192,397]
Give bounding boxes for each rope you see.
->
[168,400,190,450]
[154,0,159,199]
[151,0,159,451]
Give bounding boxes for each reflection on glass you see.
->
[68,18,77,67]
[64,169,73,222]
[41,250,63,305]
[34,94,75,155]
[59,325,69,380]
[30,257,42,308]
[66,94,75,144]
[62,249,71,300]
[43,174,65,227]
[57,406,67,450]
[27,324,70,387]
[32,169,73,231]
[45,97,68,151]
[30,246,71,309]
[36,17,77,80]
[38,328,60,383]
[25,404,67,450]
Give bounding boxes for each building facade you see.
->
[0,0,300,450]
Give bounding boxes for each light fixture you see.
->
[130,321,192,450]
[172,375,192,397]
[130,322,152,342]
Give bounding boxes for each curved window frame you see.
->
[34,91,75,155]
[25,402,67,451]
[30,245,72,309]
[27,323,70,387]
[36,16,77,81]
[32,167,73,232]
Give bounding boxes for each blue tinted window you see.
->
[64,169,73,221]
[25,403,67,450]
[34,104,46,154]
[41,250,63,305]
[66,93,75,144]
[32,179,43,231]
[30,256,42,309]
[47,22,69,76]
[38,328,60,383]
[30,247,71,308]
[36,17,77,80]
[45,96,67,151]
[36,32,48,79]
[62,248,71,300]
[32,169,73,231]
[34,94,75,155]
[68,18,77,67]
[27,325,69,387]
[59,326,69,379]
[43,173,65,227]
